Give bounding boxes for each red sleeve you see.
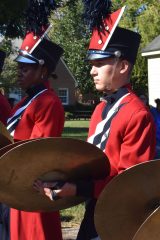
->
[118,110,156,171]
[30,99,64,138]
[93,110,156,198]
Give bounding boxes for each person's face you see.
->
[17,63,43,90]
[90,57,128,94]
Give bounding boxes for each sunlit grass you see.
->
[60,203,85,227]
[61,120,89,226]
[62,120,89,141]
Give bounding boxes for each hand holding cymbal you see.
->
[33,180,77,201]
[0,137,110,212]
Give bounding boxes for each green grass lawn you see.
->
[61,120,89,227]
[60,203,85,227]
[62,120,89,141]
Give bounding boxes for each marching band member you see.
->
[35,5,156,240]
[0,49,11,240]
[7,28,64,240]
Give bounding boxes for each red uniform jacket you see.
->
[0,93,11,125]
[88,86,156,198]
[10,85,64,240]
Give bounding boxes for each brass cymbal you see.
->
[0,121,13,148]
[94,160,160,240]
[0,137,110,211]
[0,139,31,157]
[132,207,160,240]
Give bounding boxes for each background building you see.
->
[142,35,160,107]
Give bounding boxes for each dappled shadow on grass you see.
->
[61,215,74,222]
[62,136,87,141]
[63,127,88,134]
[62,127,88,140]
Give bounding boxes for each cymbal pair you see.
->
[0,122,110,212]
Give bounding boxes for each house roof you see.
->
[55,58,78,86]
[142,35,160,56]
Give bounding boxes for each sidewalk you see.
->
[62,227,79,240]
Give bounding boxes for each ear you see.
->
[119,59,130,74]
[42,65,48,74]
[41,65,49,79]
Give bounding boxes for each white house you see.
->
[142,35,160,107]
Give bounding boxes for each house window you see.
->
[58,88,69,105]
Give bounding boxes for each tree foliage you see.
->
[50,0,94,95]
[0,0,27,38]
[0,0,63,38]
[0,58,17,95]
[114,0,160,95]
[49,0,160,96]
[1,0,160,96]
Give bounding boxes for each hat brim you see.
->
[86,50,116,61]
[15,55,37,64]
[87,53,114,61]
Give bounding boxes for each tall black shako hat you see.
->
[15,25,63,72]
[0,50,6,72]
[84,2,141,65]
